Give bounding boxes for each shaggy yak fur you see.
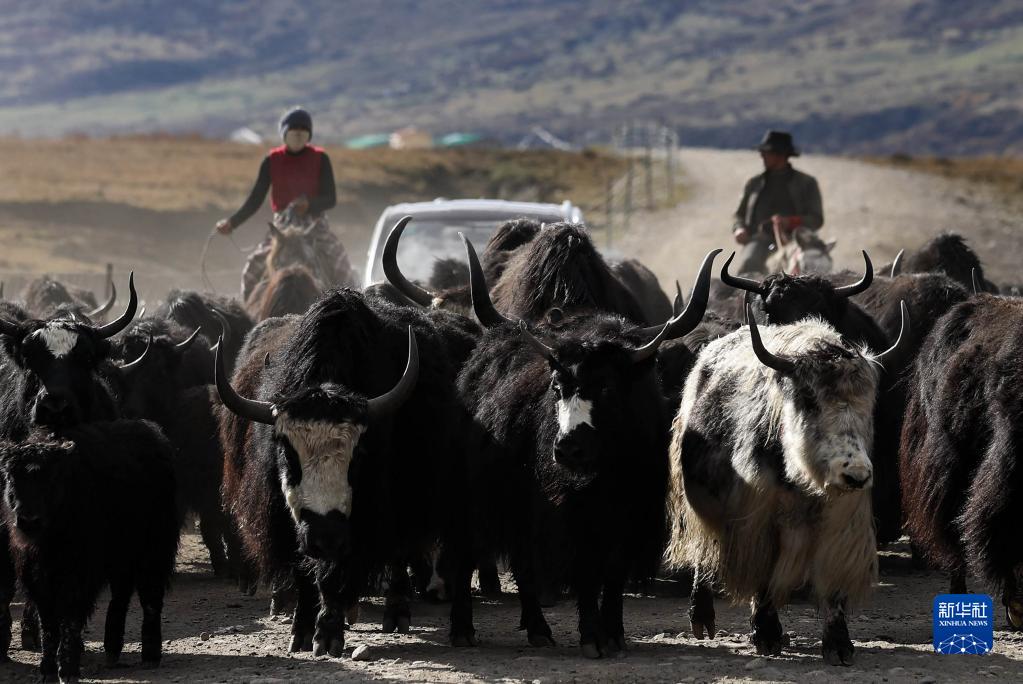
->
[881,232,998,293]
[900,294,1023,629]
[19,275,101,320]
[159,289,254,377]
[246,265,322,321]
[0,421,179,681]
[609,258,673,325]
[666,316,881,665]
[216,289,475,656]
[109,321,239,578]
[717,255,912,545]
[449,238,717,658]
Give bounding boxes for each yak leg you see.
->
[102,577,133,667]
[270,572,297,618]
[136,577,165,667]
[749,590,783,656]
[511,553,554,647]
[821,595,855,666]
[382,562,412,633]
[21,600,40,652]
[447,538,478,647]
[57,618,84,683]
[36,604,58,681]
[576,567,605,659]
[312,564,345,658]
[289,570,317,652]
[477,553,502,597]
[1002,574,1023,631]
[198,511,229,578]
[689,572,717,639]
[600,569,627,655]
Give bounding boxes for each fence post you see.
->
[665,128,676,202]
[605,176,614,249]
[624,157,633,235]
[644,138,654,211]
[105,263,113,300]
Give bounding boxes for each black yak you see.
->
[0,420,179,681]
[900,293,1023,628]
[215,289,473,655]
[452,235,717,657]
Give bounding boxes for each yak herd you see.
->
[0,217,1019,680]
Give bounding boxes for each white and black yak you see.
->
[0,420,179,682]
[666,303,908,665]
[453,235,718,657]
[900,293,1023,628]
[215,288,476,656]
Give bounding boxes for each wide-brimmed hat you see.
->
[756,130,799,157]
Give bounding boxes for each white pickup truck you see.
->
[362,199,584,289]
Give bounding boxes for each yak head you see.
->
[743,303,909,494]
[266,213,321,280]
[0,435,75,539]
[0,275,138,430]
[722,250,874,327]
[215,328,419,561]
[112,323,203,418]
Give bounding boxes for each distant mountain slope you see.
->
[1,0,1021,154]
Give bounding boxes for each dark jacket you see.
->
[732,166,823,235]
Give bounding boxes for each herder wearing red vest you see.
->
[216,107,355,299]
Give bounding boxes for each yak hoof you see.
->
[395,615,411,633]
[691,620,715,640]
[381,616,396,633]
[753,634,783,657]
[289,633,313,653]
[313,636,344,658]
[451,632,479,647]
[822,642,855,666]
[604,636,627,656]
[528,633,555,648]
[580,642,603,659]
[345,604,360,627]
[103,653,121,668]
[1006,603,1023,631]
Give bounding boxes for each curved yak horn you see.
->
[747,303,796,374]
[382,216,434,307]
[176,327,202,351]
[720,251,766,295]
[629,318,673,364]
[366,327,420,421]
[971,268,981,296]
[637,249,721,341]
[876,300,912,371]
[742,289,754,325]
[214,336,276,424]
[87,280,117,319]
[672,280,684,317]
[119,335,152,375]
[462,233,514,328]
[95,272,138,339]
[0,316,22,339]
[519,320,557,360]
[890,249,904,278]
[834,251,873,297]
[210,308,232,346]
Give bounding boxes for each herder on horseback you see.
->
[215,106,356,299]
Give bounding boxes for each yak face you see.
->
[272,386,368,561]
[0,438,73,538]
[765,326,878,494]
[544,341,641,477]
[8,321,111,429]
[760,275,846,327]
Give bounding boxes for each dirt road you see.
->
[2,534,1020,683]
[618,147,1021,293]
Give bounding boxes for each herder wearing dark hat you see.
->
[216,106,356,299]
[730,130,823,274]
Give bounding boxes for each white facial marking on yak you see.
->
[32,325,78,358]
[557,395,593,436]
[666,317,880,611]
[274,415,366,522]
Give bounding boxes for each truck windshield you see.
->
[370,214,560,284]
